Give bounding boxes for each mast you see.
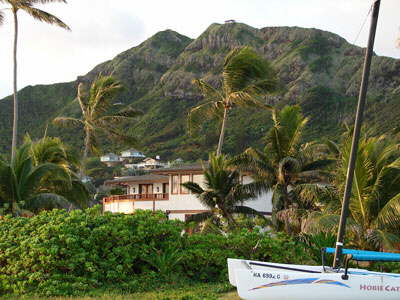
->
[333,0,381,269]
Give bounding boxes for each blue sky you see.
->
[0,0,399,98]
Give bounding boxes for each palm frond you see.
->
[324,140,340,157]
[185,211,213,223]
[0,10,4,25]
[366,229,400,250]
[30,0,67,4]
[302,159,335,171]
[54,178,90,209]
[302,212,340,234]
[53,117,83,128]
[223,47,279,94]
[293,183,335,206]
[25,193,69,212]
[22,6,70,30]
[376,192,400,229]
[97,107,142,125]
[230,205,266,218]
[21,163,71,199]
[278,156,301,183]
[187,100,223,135]
[89,76,123,118]
[192,79,223,100]
[181,181,204,195]
[228,91,272,110]
[231,148,275,182]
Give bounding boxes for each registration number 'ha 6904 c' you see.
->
[252,272,281,280]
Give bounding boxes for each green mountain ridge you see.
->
[1,23,399,160]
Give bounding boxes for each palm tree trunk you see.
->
[216,107,229,156]
[282,185,292,235]
[81,127,90,179]
[11,10,19,161]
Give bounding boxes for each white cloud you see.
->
[0,0,399,99]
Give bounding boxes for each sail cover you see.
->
[324,248,400,262]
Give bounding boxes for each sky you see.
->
[0,0,399,99]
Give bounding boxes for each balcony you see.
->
[103,193,169,203]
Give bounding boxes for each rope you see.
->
[353,2,374,45]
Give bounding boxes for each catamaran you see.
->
[228,1,400,299]
[229,248,400,300]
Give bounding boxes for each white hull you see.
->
[234,268,400,300]
[228,258,324,287]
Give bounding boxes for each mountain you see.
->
[0,23,399,160]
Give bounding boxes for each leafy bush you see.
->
[0,207,181,296]
[182,230,312,282]
[0,207,311,296]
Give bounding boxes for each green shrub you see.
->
[0,208,182,296]
[0,208,312,296]
[181,230,312,282]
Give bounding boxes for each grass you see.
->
[0,283,241,300]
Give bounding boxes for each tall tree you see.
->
[188,46,280,155]
[0,0,70,161]
[309,133,400,250]
[232,105,333,234]
[53,75,142,175]
[182,152,264,232]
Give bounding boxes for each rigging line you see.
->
[353,2,373,45]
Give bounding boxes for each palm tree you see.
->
[53,75,142,176]
[0,0,70,161]
[182,153,265,232]
[25,134,89,209]
[327,133,400,250]
[0,139,89,216]
[232,105,334,234]
[188,46,280,155]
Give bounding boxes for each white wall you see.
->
[104,201,134,214]
[103,173,273,218]
[128,184,139,194]
[242,175,273,213]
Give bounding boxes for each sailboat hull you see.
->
[235,268,400,300]
[228,258,324,286]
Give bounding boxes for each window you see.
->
[180,174,190,194]
[172,175,179,194]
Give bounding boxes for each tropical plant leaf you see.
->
[231,205,266,218]
[185,211,213,223]
[22,6,70,29]
[26,193,69,212]
[53,117,83,128]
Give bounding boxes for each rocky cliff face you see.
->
[0,23,399,159]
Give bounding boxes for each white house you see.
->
[100,153,121,167]
[135,157,167,170]
[120,149,146,160]
[103,163,272,221]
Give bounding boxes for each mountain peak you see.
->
[186,22,262,52]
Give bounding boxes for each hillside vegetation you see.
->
[0,23,399,160]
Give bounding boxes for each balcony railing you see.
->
[103,193,169,203]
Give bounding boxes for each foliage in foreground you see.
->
[0,208,310,296]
